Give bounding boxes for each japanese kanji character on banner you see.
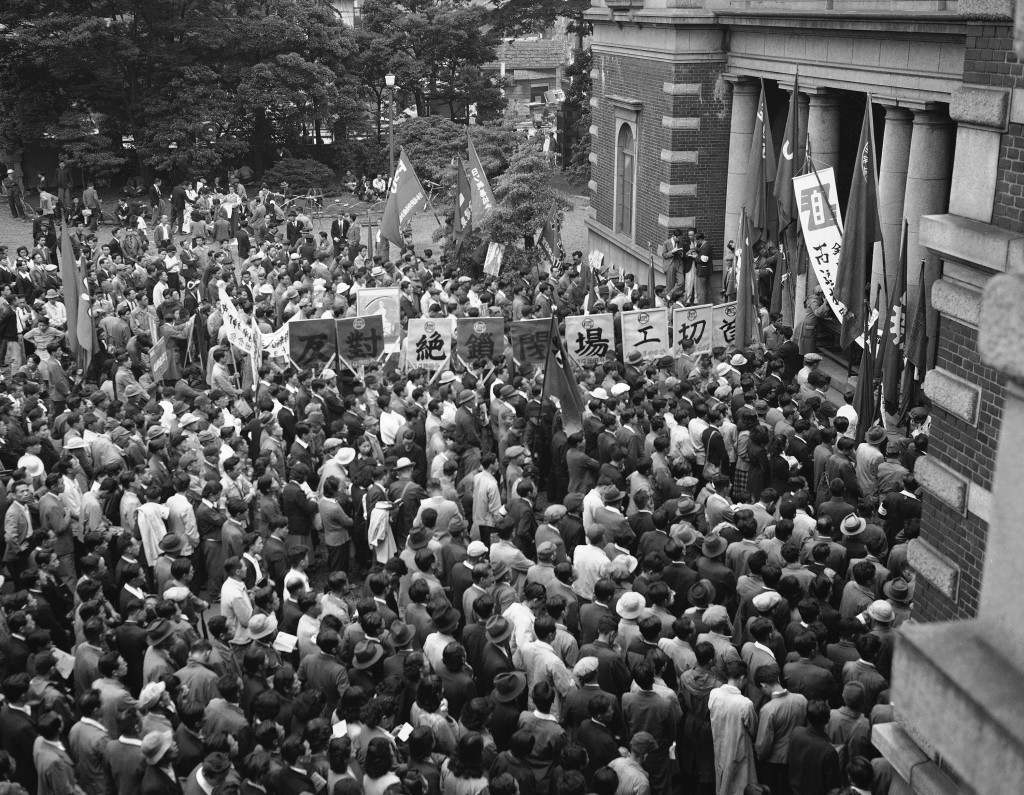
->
[509,319,553,365]
[711,302,738,350]
[672,304,713,355]
[564,313,614,367]
[793,168,850,324]
[336,315,385,369]
[405,318,452,370]
[619,308,670,361]
[456,317,505,364]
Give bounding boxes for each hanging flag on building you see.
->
[734,208,761,349]
[58,227,82,358]
[466,135,497,222]
[745,80,777,241]
[536,211,561,266]
[541,314,584,435]
[453,157,473,243]
[881,220,909,413]
[902,260,929,412]
[836,96,883,349]
[379,147,429,249]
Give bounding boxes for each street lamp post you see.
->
[385,73,396,185]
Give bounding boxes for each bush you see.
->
[262,158,335,191]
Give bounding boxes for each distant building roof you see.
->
[487,38,567,71]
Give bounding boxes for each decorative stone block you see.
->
[587,180,598,193]
[588,152,599,165]
[950,86,1009,130]
[948,126,999,223]
[589,97,599,109]
[659,182,697,197]
[589,125,599,137]
[923,367,982,425]
[660,149,698,164]
[956,0,1014,20]
[907,538,960,599]
[919,213,1024,274]
[663,82,701,96]
[915,457,969,515]
[657,214,696,229]
[980,274,1024,381]
[931,278,982,327]
[661,116,700,130]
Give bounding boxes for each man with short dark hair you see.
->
[788,700,843,794]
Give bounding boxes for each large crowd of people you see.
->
[0,172,931,795]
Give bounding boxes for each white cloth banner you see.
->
[217,286,260,358]
[261,322,291,361]
[792,168,848,324]
[564,313,614,367]
[619,308,670,361]
[711,301,738,351]
[672,304,714,356]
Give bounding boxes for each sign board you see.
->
[456,317,505,363]
[261,322,291,361]
[710,301,738,351]
[792,168,848,324]
[672,304,714,356]
[509,319,552,365]
[150,337,169,381]
[619,307,670,361]
[288,319,337,370]
[356,287,402,353]
[217,286,259,358]
[484,242,504,277]
[336,315,385,369]
[405,317,453,370]
[544,88,566,104]
[564,313,614,367]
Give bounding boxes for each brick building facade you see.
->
[585,0,1024,790]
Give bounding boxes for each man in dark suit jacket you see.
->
[330,217,346,256]
[271,738,316,795]
[0,611,31,676]
[788,701,843,795]
[479,624,515,695]
[170,182,187,233]
[506,481,538,557]
[566,436,599,495]
[114,604,149,696]
[281,464,318,546]
[579,614,632,697]
[0,675,38,792]
[262,525,289,595]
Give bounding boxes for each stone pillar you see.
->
[722,79,759,255]
[903,109,953,346]
[803,90,842,294]
[875,107,913,303]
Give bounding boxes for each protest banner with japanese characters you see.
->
[672,304,714,356]
[336,316,386,370]
[405,318,453,370]
[711,301,738,351]
[564,313,614,367]
[456,317,505,364]
[150,337,169,381]
[217,286,260,359]
[509,319,553,365]
[619,308,670,361]
[793,168,849,324]
[261,322,291,361]
[483,242,504,277]
[288,319,337,370]
[356,287,402,353]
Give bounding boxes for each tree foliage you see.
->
[488,0,592,42]
[395,117,522,189]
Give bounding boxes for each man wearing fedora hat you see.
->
[481,617,516,694]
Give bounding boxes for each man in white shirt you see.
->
[220,558,253,639]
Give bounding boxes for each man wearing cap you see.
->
[609,731,656,795]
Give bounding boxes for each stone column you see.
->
[903,109,953,344]
[875,107,913,302]
[722,79,760,255]
[802,90,842,295]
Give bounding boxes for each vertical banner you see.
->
[356,287,402,353]
[711,301,738,351]
[217,286,260,359]
[336,316,385,370]
[405,318,453,370]
[792,168,848,324]
[672,304,714,355]
[456,317,505,363]
[509,319,552,365]
[483,242,504,277]
[564,313,614,367]
[619,308,670,361]
[288,319,337,370]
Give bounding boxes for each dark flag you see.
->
[541,314,584,435]
[853,292,882,442]
[745,81,777,241]
[772,73,800,323]
[836,97,883,349]
[466,135,496,223]
[734,207,761,348]
[58,227,82,358]
[379,147,429,249]
[901,260,929,412]
[453,157,473,243]
[536,211,560,266]
[881,220,909,413]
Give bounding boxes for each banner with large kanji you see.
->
[288,319,337,370]
[456,317,505,363]
[336,316,385,369]
[405,318,453,370]
[565,313,614,367]
[509,319,553,365]
[711,302,738,351]
[672,304,713,356]
[793,168,848,325]
[619,308,670,361]
[217,286,260,359]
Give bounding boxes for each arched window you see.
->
[615,123,635,238]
